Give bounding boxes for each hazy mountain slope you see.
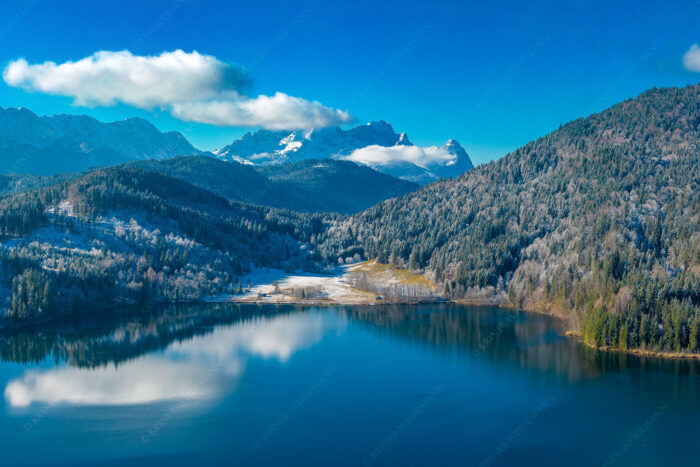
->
[0,107,201,175]
[127,156,418,214]
[319,85,700,354]
[0,173,76,196]
[216,121,473,183]
[256,159,419,212]
[125,156,286,206]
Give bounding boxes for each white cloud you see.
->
[171,92,352,130]
[2,50,351,129]
[3,49,247,108]
[345,144,455,169]
[683,44,700,72]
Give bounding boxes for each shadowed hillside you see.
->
[128,156,419,214]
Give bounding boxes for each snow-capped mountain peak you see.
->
[430,138,474,178]
[397,132,413,146]
[215,121,473,184]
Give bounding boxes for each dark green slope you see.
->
[0,172,78,196]
[319,85,700,354]
[127,156,419,214]
[257,158,419,212]
[125,156,286,206]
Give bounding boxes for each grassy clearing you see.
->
[349,260,436,291]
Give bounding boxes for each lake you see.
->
[0,303,698,466]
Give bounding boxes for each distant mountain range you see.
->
[0,107,472,184]
[216,120,407,164]
[215,121,473,184]
[0,106,201,175]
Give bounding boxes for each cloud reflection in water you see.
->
[5,311,342,407]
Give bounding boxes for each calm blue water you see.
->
[0,303,698,466]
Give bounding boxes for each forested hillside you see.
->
[0,167,333,320]
[127,156,418,214]
[0,155,413,322]
[318,85,700,354]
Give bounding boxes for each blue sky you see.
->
[1,0,699,164]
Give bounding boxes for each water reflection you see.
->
[335,304,700,380]
[0,304,314,368]
[2,303,700,408]
[2,304,344,407]
[6,357,230,407]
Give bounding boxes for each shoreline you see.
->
[2,261,697,362]
[230,290,700,361]
[575,335,700,360]
[4,296,697,361]
[229,287,700,361]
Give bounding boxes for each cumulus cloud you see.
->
[2,50,351,129]
[683,44,700,72]
[3,49,248,108]
[171,92,352,130]
[345,144,455,168]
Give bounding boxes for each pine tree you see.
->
[409,246,420,270]
[690,315,700,352]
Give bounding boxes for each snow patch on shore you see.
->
[214,263,375,304]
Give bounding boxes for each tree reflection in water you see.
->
[1,303,700,381]
[0,303,298,368]
[334,304,700,381]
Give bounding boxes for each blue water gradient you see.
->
[0,304,697,466]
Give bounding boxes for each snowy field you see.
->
[209,263,378,305]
